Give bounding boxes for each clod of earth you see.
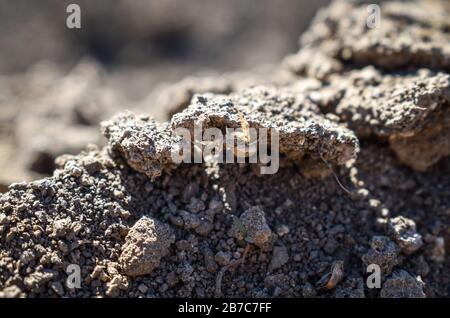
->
[229,206,273,248]
[361,236,400,278]
[119,216,175,276]
[172,86,359,166]
[102,112,182,180]
[296,0,450,74]
[380,270,426,298]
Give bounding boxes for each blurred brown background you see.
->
[0,0,329,190]
[0,0,329,97]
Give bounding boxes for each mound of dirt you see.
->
[0,0,449,298]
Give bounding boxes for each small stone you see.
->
[179,210,201,230]
[283,199,294,208]
[106,263,120,277]
[50,281,65,297]
[187,197,205,213]
[58,241,69,253]
[301,282,317,298]
[195,221,213,236]
[166,271,179,288]
[52,218,71,238]
[90,265,110,283]
[323,238,339,255]
[169,215,184,228]
[275,225,290,237]
[113,190,125,199]
[81,156,103,174]
[362,236,400,277]
[20,250,35,266]
[68,166,83,178]
[428,237,445,262]
[182,182,199,202]
[334,276,365,298]
[0,285,23,298]
[380,270,426,298]
[230,206,273,248]
[268,245,289,272]
[174,240,187,252]
[215,251,231,266]
[208,199,224,213]
[203,248,218,273]
[119,209,131,220]
[119,216,174,276]
[387,216,423,255]
[105,275,128,297]
[137,284,148,294]
[316,260,344,290]
[0,213,8,225]
[24,271,55,290]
